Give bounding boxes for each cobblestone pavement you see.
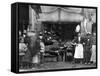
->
[19,62,96,72]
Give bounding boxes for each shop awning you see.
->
[37,7,83,22]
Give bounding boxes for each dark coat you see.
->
[91,36,96,45]
[84,38,92,51]
[27,36,40,57]
[84,37,92,63]
[22,36,40,63]
[73,36,85,44]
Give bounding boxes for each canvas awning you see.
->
[37,7,83,22]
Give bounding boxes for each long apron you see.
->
[32,54,40,64]
[74,43,83,59]
[90,45,96,63]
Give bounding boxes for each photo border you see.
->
[11,2,98,73]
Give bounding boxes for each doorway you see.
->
[42,22,80,41]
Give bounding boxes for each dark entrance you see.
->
[43,22,80,41]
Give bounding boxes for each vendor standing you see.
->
[84,33,92,64]
[19,37,28,68]
[39,35,45,64]
[73,33,85,64]
[90,32,96,64]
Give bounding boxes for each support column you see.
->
[29,5,37,32]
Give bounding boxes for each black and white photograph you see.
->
[11,2,97,73]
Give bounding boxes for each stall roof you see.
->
[37,6,96,22]
[38,7,83,22]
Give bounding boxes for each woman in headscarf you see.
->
[22,32,40,68]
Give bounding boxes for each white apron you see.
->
[32,54,40,64]
[74,44,84,59]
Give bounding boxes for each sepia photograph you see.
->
[11,2,97,73]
